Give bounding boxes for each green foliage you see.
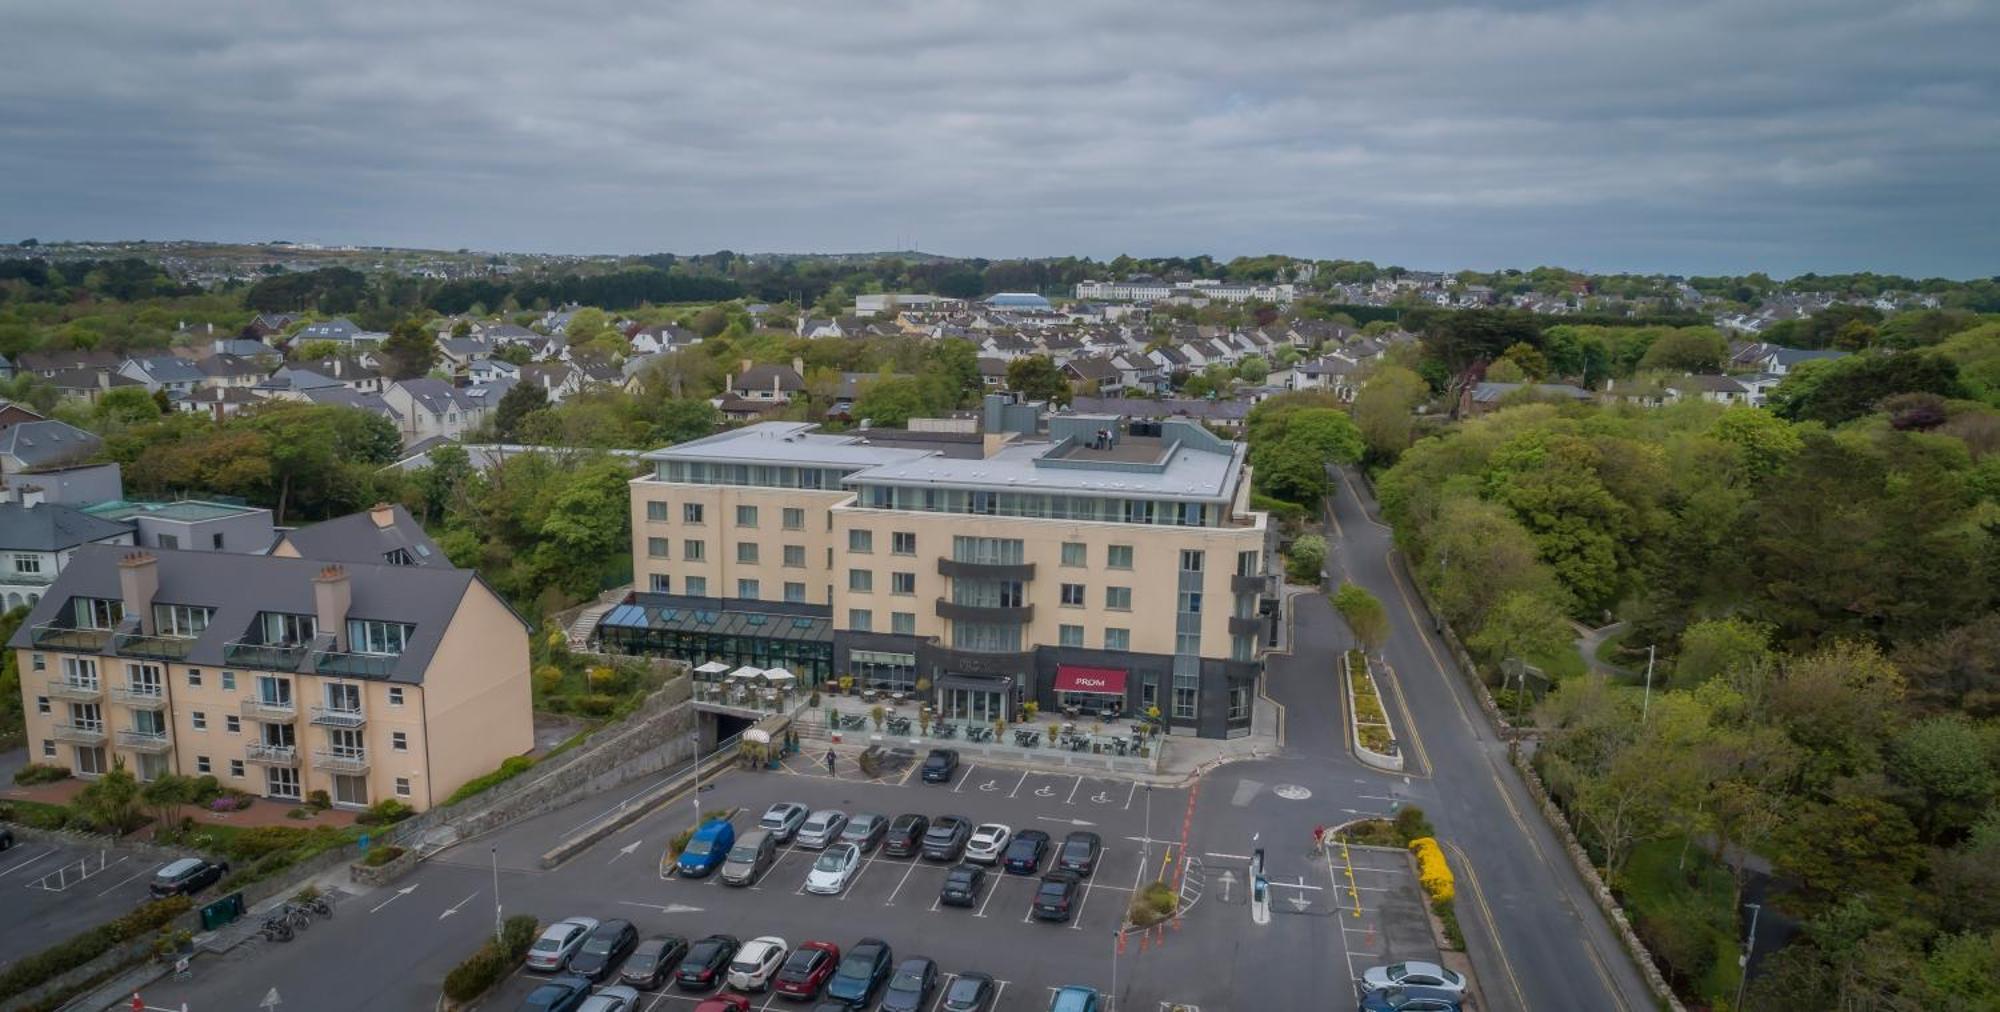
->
[1246,394,1364,504]
[445,755,538,806]
[13,762,71,786]
[356,798,414,827]
[1353,365,1430,462]
[1005,355,1070,404]
[852,374,949,427]
[73,758,145,835]
[379,315,440,379]
[443,915,542,1003]
[1332,582,1389,652]
[1769,351,1967,425]
[1285,534,1326,583]
[362,845,407,867]
[1467,590,1572,670]
[492,381,548,440]
[0,894,191,998]
[1671,618,1772,691]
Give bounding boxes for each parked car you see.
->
[1055,831,1102,876]
[576,985,642,1012]
[676,934,741,990]
[805,842,863,895]
[567,919,639,981]
[838,813,888,853]
[883,814,930,857]
[148,857,229,898]
[759,801,811,843]
[941,971,998,1011]
[619,935,689,990]
[517,975,592,1012]
[693,995,751,1012]
[920,748,961,783]
[1048,985,1101,1012]
[921,816,972,861]
[796,810,849,850]
[825,937,893,1007]
[0,826,14,851]
[677,820,736,878]
[1357,985,1463,1012]
[964,823,1011,864]
[727,936,789,992]
[527,917,602,973]
[939,863,986,907]
[879,957,938,1012]
[773,940,840,999]
[1361,962,1467,996]
[721,830,779,886]
[1034,871,1083,921]
[1003,829,1050,875]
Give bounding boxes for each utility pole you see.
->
[1642,644,1657,721]
[1735,902,1762,1010]
[490,846,502,943]
[691,730,703,825]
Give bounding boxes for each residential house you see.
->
[1062,356,1125,395]
[724,359,806,405]
[0,419,103,479]
[118,356,207,398]
[382,379,489,446]
[83,498,274,555]
[15,349,122,379]
[0,491,136,611]
[1461,381,1595,416]
[1291,355,1366,400]
[272,503,447,569]
[175,387,267,421]
[301,387,399,423]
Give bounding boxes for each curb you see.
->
[537,750,734,869]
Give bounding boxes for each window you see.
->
[1237,550,1260,577]
[153,604,212,637]
[13,553,40,574]
[259,612,316,646]
[1233,634,1257,661]
[221,670,236,691]
[848,529,873,553]
[75,597,122,630]
[735,504,758,528]
[1108,545,1134,570]
[784,582,807,603]
[647,537,670,559]
[1104,628,1131,651]
[1060,583,1085,607]
[212,532,225,550]
[1105,586,1132,610]
[1061,542,1086,567]
[392,731,408,752]
[225,715,240,734]
[783,545,805,568]
[36,695,49,714]
[847,609,873,632]
[158,534,180,550]
[347,620,413,655]
[191,711,207,730]
[892,531,916,555]
[782,507,805,531]
[650,573,670,593]
[1179,591,1203,614]
[395,778,412,797]
[1059,624,1084,647]
[682,503,705,524]
[848,569,873,593]
[387,687,404,706]
[1180,549,1204,572]
[187,669,202,687]
[952,536,1023,565]
[685,576,708,597]
[736,542,759,564]
[737,579,760,600]
[61,656,99,688]
[196,755,211,774]
[1141,677,1158,710]
[31,653,43,671]
[1173,684,1197,719]
[41,739,55,758]
[1229,686,1252,722]
[682,539,706,562]
[229,759,245,778]
[647,500,669,522]
[891,611,916,635]
[891,572,915,595]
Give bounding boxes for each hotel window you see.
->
[1229,686,1251,721]
[650,573,670,593]
[347,620,413,655]
[191,711,207,730]
[735,504,758,528]
[1060,542,1086,567]
[13,553,40,574]
[683,539,706,562]
[1173,683,1197,719]
[647,537,670,559]
[74,597,122,629]
[685,576,708,597]
[737,579,760,600]
[221,670,236,691]
[187,669,202,687]
[782,507,805,530]
[1059,625,1084,648]
[153,604,213,637]
[1107,545,1133,570]
[848,609,873,632]
[736,542,759,564]
[1060,584,1085,607]
[1105,587,1131,611]
[891,572,915,596]
[41,739,54,758]
[848,530,873,554]
[387,687,404,706]
[392,731,408,752]
[848,569,873,593]
[682,503,704,524]
[229,759,245,778]
[395,778,411,798]
[891,612,916,635]
[31,653,43,671]
[1233,635,1257,661]
[1237,550,1260,576]
[1179,591,1203,614]
[647,500,669,522]
[891,531,916,555]
[1104,628,1131,651]
[783,545,805,567]
[784,582,807,603]
[225,715,240,733]
[1180,549,1204,573]
[36,696,49,714]
[196,756,211,774]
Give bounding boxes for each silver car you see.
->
[577,985,642,1012]
[759,801,810,843]
[1360,960,1467,995]
[525,916,600,972]
[794,809,848,850]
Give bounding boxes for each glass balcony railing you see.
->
[110,684,168,708]
[240,697,298,722]
[311,748,370,774]
[52,720,107,745]
[111,631,197,661]
[116,728,172,753]
[223,640,309,671]
[311,650,398,679]
[245,742,298,766]
[46,679,104,702]
[30,623,111,651]
[308,704,367,728]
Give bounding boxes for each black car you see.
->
[1002,829,1049,875]
[919,748,960,784]
[517,975,591,1012]
[939,863,986,907]
[941,971,997,1012]
[921,816,972,861]
[1056,831,1102,876]
[148,857,229,898]
[676,934,740,990]
[0,826,14,851]
[883,814,930,858]
[879,957,939,1012]
[567,919,639,982]
[1034,870,1083,921]
[619,934,689,990]
[825,937,893,1007]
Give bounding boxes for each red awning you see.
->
[1054,665,1128,695]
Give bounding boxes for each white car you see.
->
[759,801,810,843]
[795,809,848,849]
[727,935,789,992]
[804,842,862,895]
[577,985,642,1012]
[524,916,600,972]
[1360,961,1467,995]
[964,823,1012,864]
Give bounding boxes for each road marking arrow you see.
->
[260,987,282,1008]
[609,839,643,863]
[439,892,478,920]
[1034,816,1096,827]
[619,900,705,914]
[370,883,418,914]
[1218,870,1237,902]
[1288,894,1310,911]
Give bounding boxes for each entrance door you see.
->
[333,774,369,807]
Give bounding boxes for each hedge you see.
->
[445,754,537,806]
[443,914,540,1003]
[13,762,72,786]
[1409,837,1455,903]
[0,894,191,996]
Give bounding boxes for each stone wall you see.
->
[349,845,419,887]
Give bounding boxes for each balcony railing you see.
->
[1230,573,1270,594]
[116,728,173,753]
[245,742,298,766]
[936,558,1037,581]
[112,631,197,661]
[2,570,55,586]
[240,697,298,722]
[46,679,103,702]
[1228,615,1266,636]
[934,598,1034,624]
[311,748,370,774]
[52,720,106,745]
[222,640,309,672]
[30,623,111,652]
[308,704,367,729]
[110,684,168,709]
[311,650,398,679]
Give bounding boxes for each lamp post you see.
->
[491,846,502,944]
[1642,644,1657,722]
[1734,902,1762,1011]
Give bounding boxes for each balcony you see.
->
[116,728,173,753]
[112,631,197,661]
[46,679,104,703]
[52,720,106,746]
[311,748,370,775]
[311,650,398,679]
[1,570,55,586]
[308,705,367,729]
[1228,615,1266,636]
[223,640,309,672]
[934,598,1034,625]
[1230,573,1270,594]
[936,558,1037,582]
[240,697,298,722]
[30,623,111,652]
[110,684,168,709]
[245,742,298,767]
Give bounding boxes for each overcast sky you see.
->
[2,0,1996,278]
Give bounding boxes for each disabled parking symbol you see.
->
[1035,784,1056,798]
[1090,791,1113,804]
[978,779,999,792]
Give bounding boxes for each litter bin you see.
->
[199,892,246,931]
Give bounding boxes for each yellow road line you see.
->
[1385,550,1480,736]
[1375,658,1433,779]
[1486,762,1550,868]
[1443,838,1529,1012]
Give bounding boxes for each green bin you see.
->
[200,891,246,931]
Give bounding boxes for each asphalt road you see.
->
[2,837,166,969]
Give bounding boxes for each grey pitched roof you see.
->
[278,504,447,569]
[394,378,481,415]
[296,318,361,340]
[5,543,508,685]
[127,356,207,384]
[196,353,272,378]
[0,420,103,468]
[302,387,396,418]
[732,364,805,393]
[0,501,132,552]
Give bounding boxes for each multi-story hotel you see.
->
[9,543,531,810]
[602,405,1274,739]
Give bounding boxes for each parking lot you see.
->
[0,838,169,967]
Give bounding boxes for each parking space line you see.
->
[0,848,57,877]
[839,851,882,900]
[885,856,921,905]
[1065,775,1083,805]
[1123,781,1137,810]
[951,764,979,792]
[93,861,150,898]
[1068,851,1102,930]
[974,873,1008,918]
[1007,770,1030,798]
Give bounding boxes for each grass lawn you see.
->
[1527,643,1587,681]
[1595,627,1633,669]
[1618,837,1741,1004]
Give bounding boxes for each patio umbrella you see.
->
[727,666,766,682]
[762,668,797,687]
[743,728,772,744]
[693,660,731,678]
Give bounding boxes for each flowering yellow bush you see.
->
[1409,837,1455,904]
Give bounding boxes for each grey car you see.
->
[721,830,779,887]
[838,813,888,853]
[795,809,849,850]
[759,802,811,843]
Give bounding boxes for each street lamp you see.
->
[1734,902,1762,1010]
[491,846,502,944]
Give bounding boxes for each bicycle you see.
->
[281,902,312,930]
[301,894,333,918]
[260,916,294,943]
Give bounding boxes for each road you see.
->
[1315,464,1656,1012]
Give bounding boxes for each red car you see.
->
[694,995,751,1012]
[772,941,840,1000]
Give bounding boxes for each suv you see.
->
[883,814,930,858]
[727,936,789,992]
[919,748,960,784]
[964,823,1011,864]
[148,857,228,898]
[825,937,893,1007]
[758,802,811,843]
[773,941,840,999]
[1056,831,1102,876]
[939,863,986,907]
[921,816,972,861]
[1034,871,1082,922]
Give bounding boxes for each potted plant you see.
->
[1022,700,1040,721]
[992,718,1006,741]
[870,704,887,731]
[917,709,932,736]
[914,676,931,699]
[838,674,855,696]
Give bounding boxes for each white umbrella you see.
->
[743,728,772,744]
[728,666,766,682]
[762,668,797,686]
[694,660,730,676]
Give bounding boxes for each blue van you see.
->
[677,818,736,877]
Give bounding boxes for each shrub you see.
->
[1127,880,1178,927]
[285,808,311,820]
[0,894,190,996]
[1409,837,1455,903]
[446,754,537,806]
[363,845,407,867]
[356,798,413,827]
[227,825,314,861]
[443,914,543,1002]
[501,914,539,959]
[1393,806,1436,846]
[306,790,331,811]
[188,775,222,803]
[575,693,619,716]
[13,762,72,786]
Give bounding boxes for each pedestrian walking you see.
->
[824,749,836,776]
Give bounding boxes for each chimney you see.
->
[21,485,44,508]
[791,356,804,377]
[314,565,352,651]
[118,553,160,634]
[369,502,396,529]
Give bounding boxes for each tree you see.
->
[1468,590,1572,669]
[140,773,197,838]
[291,339,343,361]
[74,757,145,834]
[450,319,472,338]
[1235,354,1270,384]
[1286,534,1327,583]
[96,386,163,428]
[1635,328,1726,373]
[1006,355,1070,404]
[690,306,730,338]
[1671,618,1772,691]
[1887,716,1994,841]
[924,339,980,406]
[1352,365,1428,462]
[492,382,548,441]
[1333,582,1389,653]
[1772,775,1924,911]
[644,398,719,446]
[1483,357,1526,383]
[1769,352,1966,425]
[851,375,939,427]
[380,315,440,380]
[412,443,475,523]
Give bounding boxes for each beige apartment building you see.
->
[606,407,1274,738]
[11,545,531,810]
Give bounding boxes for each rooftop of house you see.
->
[83,498,266,523]
[0,419,103,468]
[276,503,447,568]
[0,500,133,552]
